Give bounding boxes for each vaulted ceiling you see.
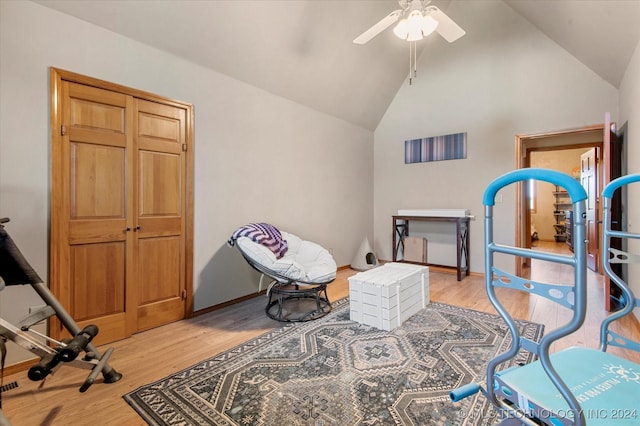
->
[35,0,640,131]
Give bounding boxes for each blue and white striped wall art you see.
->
[404,132,467,164]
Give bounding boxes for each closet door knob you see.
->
[125,227,131,232]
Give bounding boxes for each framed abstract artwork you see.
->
[404,132,467,164]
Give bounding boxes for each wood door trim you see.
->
[516,124,604,141]
[184,105,195,317]
[52,68,191,111]
[50,68,195,328]
[49,73,69,337]
[603,112,615,311]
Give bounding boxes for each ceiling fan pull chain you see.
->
[408,41,412,85]
[409,41,417,85]
[413,41,417,78]
[409,41,416,86]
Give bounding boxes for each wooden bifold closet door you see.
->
[50,69,194,345]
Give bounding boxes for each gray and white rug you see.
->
[124,299,543,425]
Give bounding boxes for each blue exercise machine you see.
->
[450,169,640,425]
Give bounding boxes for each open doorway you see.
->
[527,146,598,258]
[514,125,605,273]
[514,121,625,311]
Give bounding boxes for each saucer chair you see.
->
[229,223,337,322]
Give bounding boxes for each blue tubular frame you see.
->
[485,169,587,425]
[451,169,588,425]
[600,174,640,353]
[482,168,587,206]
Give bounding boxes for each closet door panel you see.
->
[52,81,134,343]
[67,84,129,242]
[71,144,125,217]
[71,242,126,320]
[69,242,127,345]
[137,100,183,154]
[134,99,186,331]
[137,236,184,331]
[139,151,181,218]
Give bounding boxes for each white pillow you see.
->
[236,233,336,284]
[236,236,306,281]
[281,232,301,254]
[295,240,337,282]
[236,236,276,266]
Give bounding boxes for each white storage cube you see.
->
[349,262,429,331]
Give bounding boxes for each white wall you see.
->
[374,0,619,274]
[619,38,640,320]
[0,0,373,362]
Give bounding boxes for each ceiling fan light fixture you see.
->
[392,18,410,40]
[405,10,425,41]
[406,29,423,42]
[421,14,439,37]
[393,10,439,41]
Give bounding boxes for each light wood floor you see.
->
[3,245,640,425]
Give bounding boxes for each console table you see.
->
[392,213,470,281]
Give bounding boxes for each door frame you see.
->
[514,125,604,276]
[49,67,195,327]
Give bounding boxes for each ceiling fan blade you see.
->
[353,9,403,45]
[428,6,465,43]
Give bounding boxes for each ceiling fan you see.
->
[353,0,465,45]
[353,0,465,84]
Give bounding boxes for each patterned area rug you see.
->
[124,299,543,425]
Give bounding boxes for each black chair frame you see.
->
[236,243,335,322]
